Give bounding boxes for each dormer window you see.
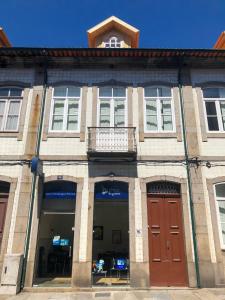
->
[104,36,121,48]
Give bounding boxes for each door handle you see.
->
[166,240,170,250]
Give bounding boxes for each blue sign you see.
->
[45,192,76,199]
[95,182,128,200]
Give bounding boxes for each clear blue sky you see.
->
[1,0,225,49]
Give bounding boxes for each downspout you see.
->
[178,63,201,288]
[20,57,48,289]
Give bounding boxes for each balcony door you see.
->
[97,87,128,152]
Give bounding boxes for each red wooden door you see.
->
[147,194,188,286]
[0,196,8,246]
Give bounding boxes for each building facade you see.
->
[0,17,225,291]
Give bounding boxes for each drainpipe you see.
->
[178,63,201,288]
[20,57,48,289]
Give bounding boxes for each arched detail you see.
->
[194,81,225,88]
[44,175,82,184]
[0,81,30,88]
[147,181,180,195]
[138,81,177,88]
[49,81,85,87]
[207,176,225,186]
[95,79,129,87]
[0,175,14,184]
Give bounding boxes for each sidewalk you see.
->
[0,289,225,300]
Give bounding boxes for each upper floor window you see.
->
[144,87,174,132]
[203,88,225,132]
[215,183,225,249]
[104,36,121,48]
[98,87,127,127]
[50,86,81,132]
[0,87,23,131]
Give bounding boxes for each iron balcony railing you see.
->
[87,127,137,154]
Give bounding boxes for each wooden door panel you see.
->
[0,198,8,246]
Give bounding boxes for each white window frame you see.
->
[143,86,175,133]
[0,87,23,132]
[214,183,225,249]
[49,86,82,133]
[202,88,225,132]
[97,87,128,127]
[104,36,121,48]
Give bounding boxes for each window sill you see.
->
[0,131,19,138]
[43,132,82,140]
[143,132,177,138]
[207,132,225,138]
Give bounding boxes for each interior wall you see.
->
[93,201,129,259]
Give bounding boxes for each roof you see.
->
[87,16,139,48]
[0,28,11,47]
[214,32,225,49]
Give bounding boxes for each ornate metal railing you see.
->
[87,127,136,153]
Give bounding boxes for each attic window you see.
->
[105,36,121,48]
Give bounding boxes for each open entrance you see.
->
[147,181,188,286]
[0,181,9,247]
[92,181,129,286]
[34,180,76,287]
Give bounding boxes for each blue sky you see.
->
[1,0,225,49]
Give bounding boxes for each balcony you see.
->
[87,127,137,161]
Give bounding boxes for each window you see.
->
[104,36,121,48]
[215,183,225,249]
[98,87,127,127]
[0,87,22,131]
[203,88,225,131]
[50,86,81,132]
[144,87,174,132]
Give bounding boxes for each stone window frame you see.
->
[195,82,225,142]
[0,82,30,141]
[137,82,182,142]
[42,82,88,142]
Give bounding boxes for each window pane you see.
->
[219,88,225,98]
[100,101,110,115]
[8,101,20,115]
[115,115,125,127]
[205,101,217,115]
[100,115,110,127]
[67,87,80,97]
[68,100,79,115]
[52,115,63,130]
[162,115,173,131]
[203,88,220,98]
[53,101,64,115]
[113,87,125,97]
[145,87,157,97]
[0,88,9,97]
[158,87,171,97]
[161,100,172,114]
[146,100,157,115]
[221,223,225,245]
[5,116,18,130]
[0,101,5,114]
[207,116,219,131]
[146,115,157,131]
[216,184,225,198]
[220,102,225,130]
[114,100,124,114]
[67,115,78,131]
[54,87,67,97]
[10,88,22,97]
[218,201,225,222]
[0,116,2,129]
[99,87,112,97]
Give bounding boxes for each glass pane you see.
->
[67,87,80,97]
[205,101,217,115]
[161,100,172,114]
[218,201,225,222]
[10,88,22,97]
[8,101,20,115]
[146,100,157,115]
[114,100,125,115]
[99,87,112,97]
[0,88,9,97]
[221,223,225,245]
[115,115,125,127]
[0,116,2,129]
[216,184,225,198]
[100,101,110,115]
[68,100,79,115]
[5,116,18,130]
[220,88,225,98]
[67,115,78,131]
[53,101,64,114]
[52,115,63,130]
[100,115,110,127]
[207,116,219,131]
[203,88,220,98]
[146,115,157,131]
[162,115,173,131]
[54,87,67,97]
[145,87,157,97]
[0,101,5,114]
[220,102,225,130]
[113,87,126,97]
[158,87,171,97]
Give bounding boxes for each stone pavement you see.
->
[0,289,225,300]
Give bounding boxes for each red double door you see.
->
[147,194,188,286]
